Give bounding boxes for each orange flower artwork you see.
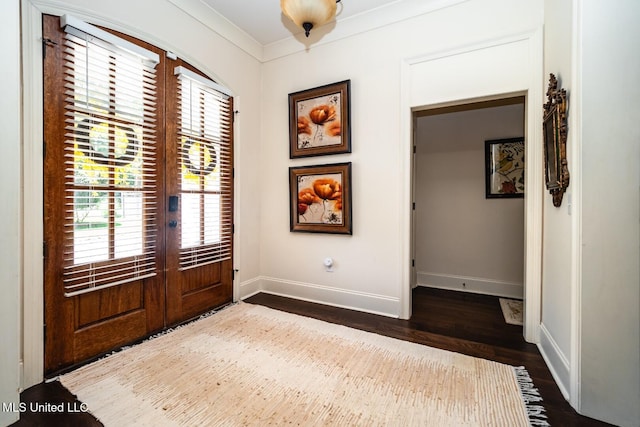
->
[326,121,341,137]
[295,94,342,150]
[312,178,340,200]
[297,116,311,135]
[296,174,343,225]
[309,105,336,125]
[290,163,351,234]
[298,187,321,206]
[289,80,351,158]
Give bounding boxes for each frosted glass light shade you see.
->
[281,0,338,37]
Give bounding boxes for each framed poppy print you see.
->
[289,162,352,234]
[288,80,351,159]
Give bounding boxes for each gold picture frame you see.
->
[289,162,352,234]
[543,73,569,207]
[288,80,351,159]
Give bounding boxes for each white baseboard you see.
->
[238,276,262,300]
[417,272,523,299]
[239,276,400,318]
[538,323,570,400]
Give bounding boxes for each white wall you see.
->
[415,104,525,298]
[255,0,543,318]
[578,1,640,425]
[543,1,640,425]
[539,0,575,399]
[19,0,262,391]
[0,1,22,425]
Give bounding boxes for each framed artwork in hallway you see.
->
[485,137,525,199]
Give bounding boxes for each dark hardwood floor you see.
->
[246,288,612,427]
[12,287,611,426]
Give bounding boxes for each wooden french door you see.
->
[164,59,234,325]
[43,15,233,374]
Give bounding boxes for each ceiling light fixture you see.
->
[281,0,342,38]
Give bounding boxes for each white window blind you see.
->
[61,16,159,297]
[175,66,233,270]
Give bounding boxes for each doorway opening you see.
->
[410,96,526,335]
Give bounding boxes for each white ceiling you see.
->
[200,0,406,45]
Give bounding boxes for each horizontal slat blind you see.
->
[61,19,158,297]
[176,68,233,270]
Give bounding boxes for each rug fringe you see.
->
[513,366,551,426]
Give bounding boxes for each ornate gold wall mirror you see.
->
[543,73,569,207]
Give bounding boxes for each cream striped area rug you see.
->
[59,302,548,426]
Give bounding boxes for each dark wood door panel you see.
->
[181,263,221,293]
[166,261,232,324]
[168,260,233,324]
[73,309,147,363]
[76,281,144,328]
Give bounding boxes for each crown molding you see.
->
[168,0,470,63]
[166,0,264,61]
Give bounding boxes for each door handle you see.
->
[169,220,178,228]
